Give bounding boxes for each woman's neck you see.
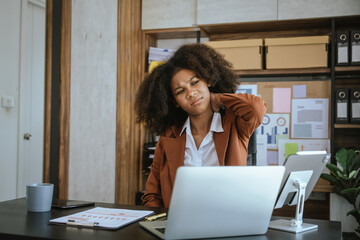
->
[189,109,213,136]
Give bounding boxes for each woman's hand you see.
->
[210,93,223,112]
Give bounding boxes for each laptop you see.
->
[139,166,285,239]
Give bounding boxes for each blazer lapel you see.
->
[163,127,186,184]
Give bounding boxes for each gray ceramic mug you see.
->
[26,183,54,212]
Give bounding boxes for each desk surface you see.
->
[0,198,341,240]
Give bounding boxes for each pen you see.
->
[145,212,167,221]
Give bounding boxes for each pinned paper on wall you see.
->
[278,139,330,167]
[267,150,278,165]
[273,88,291,113]
[291,98,329,139]
[284,143,298,160]
[257,114,289,149]
[293,85,307,98]
[256,135,267,166]
[236,84,258,96]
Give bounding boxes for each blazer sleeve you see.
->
[220,93,267,140]
[142,140,164,208]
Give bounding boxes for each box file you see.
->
[351,30,360,65]
[350,89,360,123]
[335,89,349,123]
[336,31,349,66]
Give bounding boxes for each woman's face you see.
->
[171,69,212,117]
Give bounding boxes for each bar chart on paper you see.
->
[258,114,289,149]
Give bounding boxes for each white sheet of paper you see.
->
[256,135,268,166]
[291,99,329,139]
[49,207,153,229]
[236,84,258,96]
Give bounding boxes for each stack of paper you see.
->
[148,47,175,72]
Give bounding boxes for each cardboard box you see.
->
[265,36,329,69]
[205,39,263,70]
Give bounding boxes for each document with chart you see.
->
[49,207,153,230]
[291,98,329,139]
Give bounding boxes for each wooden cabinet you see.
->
[141,0,278,30]
[278,0,360,20]
[141,0,196,30]
[197,0,277,25]
[141,0,360,30]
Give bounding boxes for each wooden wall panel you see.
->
[116,0,144,204]
[44,0,53,183]
[58,0,71,200]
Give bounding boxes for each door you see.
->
[17,0,46,197]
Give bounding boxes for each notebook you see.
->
[139,166,285,239]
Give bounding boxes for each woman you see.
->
[135,43,267,208]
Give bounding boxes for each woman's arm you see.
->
[212,93,267,139]
[142,142,164,208]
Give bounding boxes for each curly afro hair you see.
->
[135,43,238,135]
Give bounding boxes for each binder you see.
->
[354,147,360,156]
[350,30,360,65]
[350,89,360,123]
[336,31,349,66]
[335,89,349,123]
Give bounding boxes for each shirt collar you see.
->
[180,112,224,136]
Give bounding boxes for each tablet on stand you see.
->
[268,151,330,233]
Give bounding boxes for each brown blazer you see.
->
[143,93,267,208]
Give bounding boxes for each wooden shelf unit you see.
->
[200,18,332,41]
[331,16,360,156]
[313,178,334,193]
[143,27,205,40]
[235,68,330,76]
[335,66,360,73]
[140,16,360,214]
[334,124,360,129]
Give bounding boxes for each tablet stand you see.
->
[269,170,318,233]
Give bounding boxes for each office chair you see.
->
[247,133,257,166]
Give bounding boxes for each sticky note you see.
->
[285,143,298,160]
[293,85,306,98]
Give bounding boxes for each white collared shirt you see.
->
[180,112,224,166]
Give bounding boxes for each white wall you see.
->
[69,0,117,203]
[0,0,21,202]
[330,193,358,232]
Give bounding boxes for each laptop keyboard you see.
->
[154,227,166,234]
